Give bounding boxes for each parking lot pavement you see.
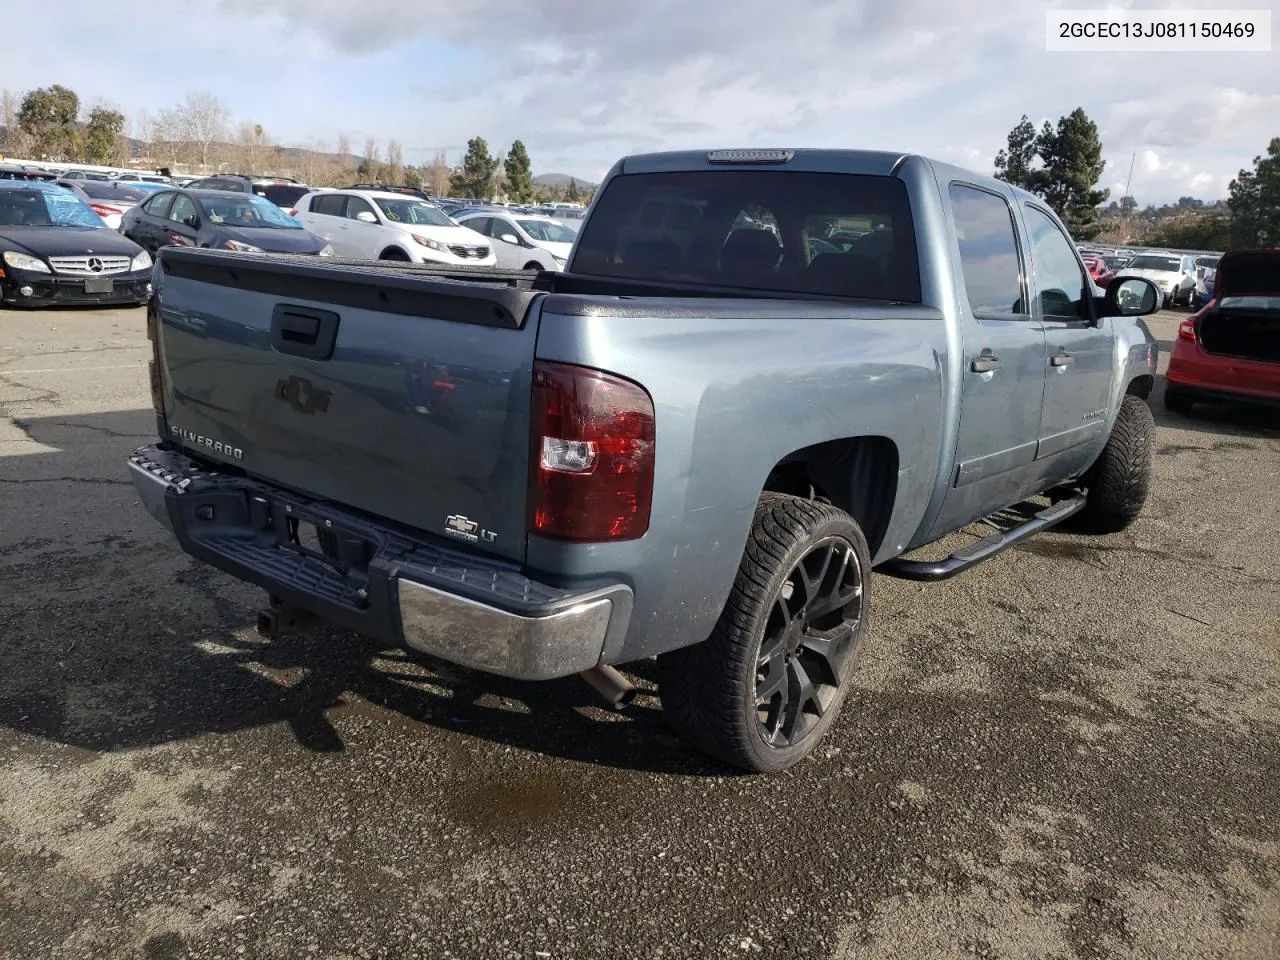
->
[1,305,1277,960]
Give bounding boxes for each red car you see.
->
[1082,256,1115,289]
[1164,248,1280,414]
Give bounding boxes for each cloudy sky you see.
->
[3,0,1277,203]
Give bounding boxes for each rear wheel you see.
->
[522,261,543,271]
[657,493,870,773]
[1077,395,1155,533]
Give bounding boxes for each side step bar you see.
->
[879,495,1087,582]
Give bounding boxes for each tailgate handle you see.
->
[271,305,340,361]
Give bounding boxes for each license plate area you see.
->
[84,276,114,294]
[277,503,374,576]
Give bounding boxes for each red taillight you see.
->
[530,361,655,542]
[90,203,123,217]
[146,296,165,414]
[1178,318,1197,341]
[286,208,297,217]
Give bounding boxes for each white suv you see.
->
[289,189,495,267]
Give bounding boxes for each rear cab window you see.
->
[948,183,1027,318]
[572,170,921,302]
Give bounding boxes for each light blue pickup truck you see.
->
[128,148,1163,772]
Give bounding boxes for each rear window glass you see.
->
[1127,255,1181,271]
[572,170,921,302]
[260,184,310,207]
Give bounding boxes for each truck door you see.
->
[1021,203,1115,471]
[926,182,1048,537]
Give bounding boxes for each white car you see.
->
[289,189,495,266]
[454,211,576,270]
[1114,253,1197,308]
[54,178,153,230]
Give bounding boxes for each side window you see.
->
[949,184,1026,316]
[169,194,197,226]
[145,192,175,219]
[345,196,376,221]
[1024,205,1090,321]
[466,217,491,235]
[311,194,347,217]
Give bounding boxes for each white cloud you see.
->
[1,0,1275,202]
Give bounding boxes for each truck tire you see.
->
[1077,395,1155,534]
[656,493,871,773]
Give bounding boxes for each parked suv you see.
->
[290,188,495,266]
[454,210,575,270]
[186,174,312,210]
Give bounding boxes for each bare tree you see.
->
[1,88,33,157]
[237,121,268,174]
[151,108,190,170]
[426,149,451,197]
[132,107,152,163]
[176,91,229,174]
[386,139,404,186]
[362,136,377,180]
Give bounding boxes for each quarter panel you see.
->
[527,306,947,664]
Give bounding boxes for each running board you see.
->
[879,495,1087,582]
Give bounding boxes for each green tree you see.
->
[18,84,80,158]
[403,165,423,190]
[84,107,124,164]
[565,177,581,201]
[504,140,534,203]
[449,136,499,198]
[993,114,1039,191]
[1147,214,1233,250]
[1227,137,1280,247]
[1035,108,1109,239]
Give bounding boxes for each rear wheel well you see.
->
[1126,374,1153,399]
[761,437,898,557]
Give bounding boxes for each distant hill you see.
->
[534,172,596,189]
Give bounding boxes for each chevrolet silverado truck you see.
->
[127,148,1163,773]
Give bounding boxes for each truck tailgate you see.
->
[154,249,542,563]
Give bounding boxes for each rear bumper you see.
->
[127,443,631,680]
[1167,338,1280,404]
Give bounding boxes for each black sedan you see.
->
[120,188,332,257]
[0,181,153,308]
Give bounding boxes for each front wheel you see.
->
[1077,395,1155,533]
[657,493,871,773]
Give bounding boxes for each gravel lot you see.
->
[1,304,1277,960]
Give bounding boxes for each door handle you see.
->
[970,355,1001,373]
[1050,352,1074,367]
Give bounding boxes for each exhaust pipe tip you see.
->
[580,664,638,711]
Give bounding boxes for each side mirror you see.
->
[356,211,378,224]
[500,233,520,245]
[184,216,199,229]
[1103,277,1161,317]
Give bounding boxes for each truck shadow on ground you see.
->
[0,409,700,773]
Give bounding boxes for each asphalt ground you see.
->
[1,304,1277,960]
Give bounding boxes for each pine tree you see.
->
[993,115,1039,191]
[450,137,499,198]
[504,140,534,203]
